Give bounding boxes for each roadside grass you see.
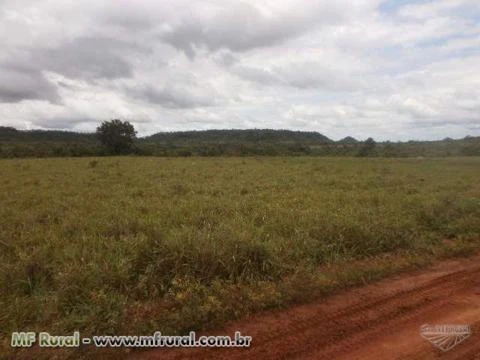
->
[1,156,479,358]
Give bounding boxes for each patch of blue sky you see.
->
[379,0,429,15]
[380,0,480,18]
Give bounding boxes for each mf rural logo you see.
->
[420,324,472,352]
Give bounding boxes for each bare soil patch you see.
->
[134,253,480,360]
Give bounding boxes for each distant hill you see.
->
[143,129,333,145]
[0,126,479,157]
[0,126,96,143]
[0,127,334,145]
[338,136,359,144]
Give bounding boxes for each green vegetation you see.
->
[1,126,479,158]
[1,156,480,358]
[96,120,137,155]
[356,137,377,157]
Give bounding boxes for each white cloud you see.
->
[0,0,478,140]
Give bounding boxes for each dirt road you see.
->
[133,254,480,360]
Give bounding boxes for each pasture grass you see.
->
[1,156,480,357]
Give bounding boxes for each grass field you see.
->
[1,157,480,355]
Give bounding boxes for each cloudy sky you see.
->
[0,0,479,140]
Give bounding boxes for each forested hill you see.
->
[338,136,359,144]
[0,127,332,144]
[0,127,96,143]
[142,129,333,145]
[0,126,479,157]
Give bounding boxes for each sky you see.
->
[0,0,479,141]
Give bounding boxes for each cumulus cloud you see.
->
[0,34,146,103]
[158,0,365,57]
[0,68,60,103]
[0,0,479,140]
[39,37,142,80]
[132,85,218,109]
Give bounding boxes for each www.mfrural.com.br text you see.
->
[11,331,252,348]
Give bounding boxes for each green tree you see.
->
[96,119,137,154]
[357,137,376,157]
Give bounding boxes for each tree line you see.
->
[0,120,479,158]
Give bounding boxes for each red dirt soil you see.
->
[132,254,480,360]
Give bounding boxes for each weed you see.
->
[0,156,479,354]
